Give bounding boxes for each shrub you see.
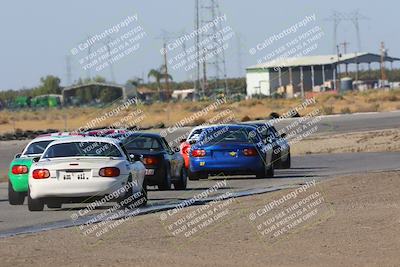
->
[269,112,280,119]
[340,107,351,114]
[191,117,206,126]
[356,103,380,113]
[322,106,334,115]
[241,115,251,122]
[0,117,9,124]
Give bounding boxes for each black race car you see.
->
[117,132,187,191]
[241,122,291,169]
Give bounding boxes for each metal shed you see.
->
[246,52,400,98]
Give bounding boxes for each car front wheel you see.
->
[8,181,25,205]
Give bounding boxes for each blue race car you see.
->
[188,124,274,180]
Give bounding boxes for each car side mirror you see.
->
[281,133,287,138]
[32,157,40,162]
[14,153,21,159]
[180,138,187,143]
[130,154,143,162]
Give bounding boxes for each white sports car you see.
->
[28,136,146,211]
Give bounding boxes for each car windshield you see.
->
[42,142,122,158]
[123,136,162,151]
[199,127,257,144]
[254,124,277,139]
[188,129,204,140]
[24,140,53,155]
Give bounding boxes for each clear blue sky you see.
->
[0,0,398,89]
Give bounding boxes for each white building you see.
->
[246,52,399,98]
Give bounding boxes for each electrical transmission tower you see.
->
[325,10,368,53]
[196,0,228,97]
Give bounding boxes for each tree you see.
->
[126,77,143,88]
[148,66,173,91]
[148,68,162,92]
[36,75,61,95]
[92,76,106,83]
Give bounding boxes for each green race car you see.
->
[8,133,76,205]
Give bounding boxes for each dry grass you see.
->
[292,128,400,155]
[0,89,399,134]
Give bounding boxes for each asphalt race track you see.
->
[0,111,399,237]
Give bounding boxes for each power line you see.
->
[325,10,368,53]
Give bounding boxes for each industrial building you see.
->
[62,82,137,105]
[246,52,400,98]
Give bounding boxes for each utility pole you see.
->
[380,41,387,81]
[156,30,174,101]
[195,0,202,97]
[86,35,93,80]
[163,41,171,99]
[336,44,341,92]
[339,41,350,75]
[202,60,207,94]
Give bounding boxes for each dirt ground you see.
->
[1,171,399,267]
[291,128,400,155]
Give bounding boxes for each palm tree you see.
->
[148,66,173,92]
[147,69,162,92]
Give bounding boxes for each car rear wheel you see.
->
[28,188,44,211]
[119,175,135,207]
[282,153,291,169]
[8,180,25,205]
[256,163,274,179]
[188,169,207,181]
[266,163,274,177]
[158,167,172,190]
[174,168,188,190]
[139,186,147,207]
